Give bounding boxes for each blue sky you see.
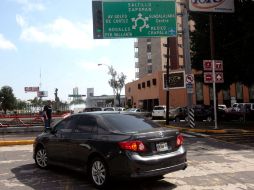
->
[0,0,135,102]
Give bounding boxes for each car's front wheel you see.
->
[89,157,109,189]
[35,147,48,169]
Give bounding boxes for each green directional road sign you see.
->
[92,0,176,39]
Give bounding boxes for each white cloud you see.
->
[14,0,46,12]
[0,34,17,51]
[18,17,110,49]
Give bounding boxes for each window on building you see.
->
[147,65,152,73]
[142,82,145,88]
[128,87,131,93]
[152,79,156,86]
[138,84,141,89]
[147,38,151,43]
[147,80,151,87]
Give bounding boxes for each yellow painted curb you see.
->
[166,125,227,134]
[0,140,34,146]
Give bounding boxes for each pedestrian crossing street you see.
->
[182,130,254,147]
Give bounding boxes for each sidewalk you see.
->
[0,126,43,146]
[166,120,254,132]
[0,121,253,146]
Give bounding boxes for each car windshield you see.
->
[101,114,160,133]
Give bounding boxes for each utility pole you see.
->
[182,0,195,128]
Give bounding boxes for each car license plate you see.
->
[156,142,168,152]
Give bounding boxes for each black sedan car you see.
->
[33,112,187,188]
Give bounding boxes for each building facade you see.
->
[126,1,254,111]
[86,88,125,108]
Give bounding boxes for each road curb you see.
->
[166,125,227,134]
[0,140,34,146]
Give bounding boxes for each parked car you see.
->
[230,103,254,112]
[83,107,103,112]
[33,112,187,188]
[218,104,228,111]
[224,103,254,121]
[115,107,126,111]
[103,107,115,111]
[125,108,151,117]
[192,105,213,122]
[169,107,188,122]
[152,105,166,119]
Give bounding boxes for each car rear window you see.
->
[102,114,160,133]
[153,107,165,110]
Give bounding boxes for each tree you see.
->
[190,0,254,89]
[29,97,43,108]
[0,86,16,113]
[107,66,127,107]
[15,99,27,111]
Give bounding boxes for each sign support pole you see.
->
[183,1,194,128]
[209,14,218,129]
[166,37,170,125]
[212,60,218,129]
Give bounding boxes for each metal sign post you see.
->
[182,1,194,128]
[212,60,218,129]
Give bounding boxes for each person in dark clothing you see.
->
[43,100,52,129]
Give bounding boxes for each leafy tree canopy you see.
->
[0,86,17,113]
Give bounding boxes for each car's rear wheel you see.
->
[89,157,109,189]
[35,147,48,169]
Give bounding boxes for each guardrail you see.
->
[0,113,70,128]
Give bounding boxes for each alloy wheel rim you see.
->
[36,149,47,168]
[92,160,106,186]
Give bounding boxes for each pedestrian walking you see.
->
[43,100,52,129]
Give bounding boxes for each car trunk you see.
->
[131,128,179,156]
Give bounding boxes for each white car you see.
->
[218,104,227,111]
[152,105,166,119]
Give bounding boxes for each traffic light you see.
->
[92,1,103,39]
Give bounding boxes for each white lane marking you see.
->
[182,133,196,138]
[188,131,210,137]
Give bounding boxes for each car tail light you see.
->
[118,141,146,152]
[176,134,184,147]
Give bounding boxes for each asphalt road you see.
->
[0,134,254,190]
[207,130,254,147]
